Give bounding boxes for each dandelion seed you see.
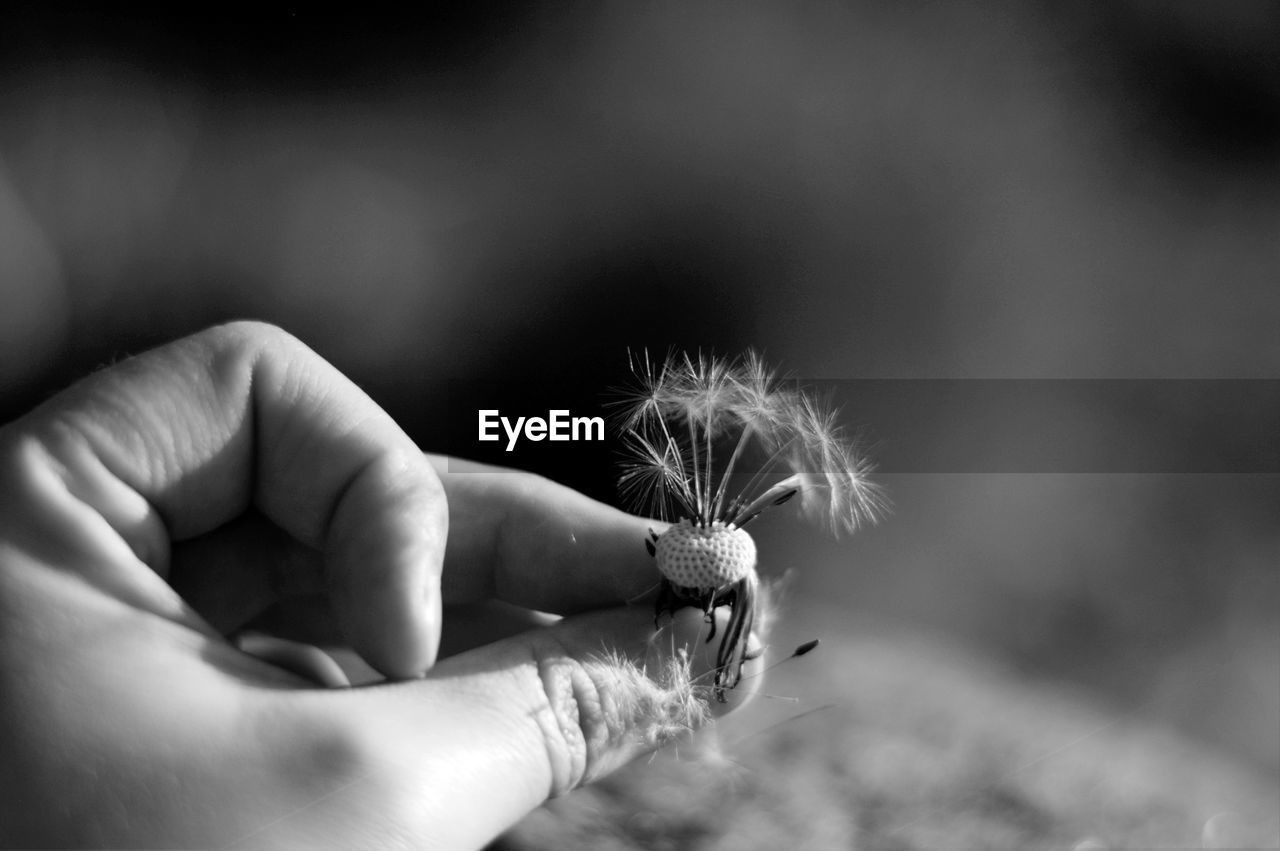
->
[588,647,711,747]
[615,350,884,701]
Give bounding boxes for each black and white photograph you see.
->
[0,5,1277,849]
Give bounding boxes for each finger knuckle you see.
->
[202,319,296,351]
[531,638,592,796]
[529,633,648,796]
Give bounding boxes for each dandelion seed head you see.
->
[616,349,883,699]
[616,348,884,533]
[654,519,758,590]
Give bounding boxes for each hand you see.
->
[0,322,753,849]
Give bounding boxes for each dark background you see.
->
[1,3,1276,782]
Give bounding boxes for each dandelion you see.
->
[615,350,885,701]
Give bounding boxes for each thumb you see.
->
[300,605,757,850]
[424,605,756,789]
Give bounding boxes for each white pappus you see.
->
[615,349,885,701]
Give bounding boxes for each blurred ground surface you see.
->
[496,602,1279,850]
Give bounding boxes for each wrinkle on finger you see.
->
[530,630,713,798]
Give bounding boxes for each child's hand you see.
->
[0,322,748,849]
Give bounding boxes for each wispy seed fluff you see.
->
[615,350,884,701]
[616,349,886,534]
[588,647,712,748]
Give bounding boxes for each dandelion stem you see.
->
[711,423,755,523]
[731,474,807,528]
[702,401,715,524]
[686,416,705,524]
[727,433,800,525]
[655,416,695,514]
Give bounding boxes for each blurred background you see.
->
[1,0,1276,822]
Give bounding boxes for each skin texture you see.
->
[0,322,752,850]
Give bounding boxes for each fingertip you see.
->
[236,632,352,687]
[338,544,444,680]
[651,607,762,718]
[420,572,442,668]
[326,451,447,679]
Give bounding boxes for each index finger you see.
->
[427,455,661,613]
